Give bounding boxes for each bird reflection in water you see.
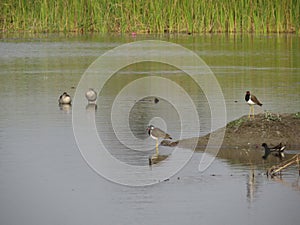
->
[86,103,97,112]
[59,103,72,113]
[247,168,257,203]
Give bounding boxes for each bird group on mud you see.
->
[58,89,286,163]
[146,90,286,163]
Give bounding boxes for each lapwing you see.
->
[245,91,262,118]
[146,125,172,157]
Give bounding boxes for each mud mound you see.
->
[198,113,300,150]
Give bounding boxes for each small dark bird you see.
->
[58,92,72,104]
[146,125,172,156]
[262,143,286,160]
[245,91,263,118]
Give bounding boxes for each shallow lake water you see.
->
[0,33,299,225]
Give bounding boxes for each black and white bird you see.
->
[146,125,172,157]
[85,88,97,104]
[245,91,263,118]
[262,143,286,160]
[58,92,72,104]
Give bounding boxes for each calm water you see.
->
[0,33,299,225]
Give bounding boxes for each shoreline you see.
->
[162,112,300,151]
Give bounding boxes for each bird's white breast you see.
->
[62,96,71,104]
[150,134,158,140]
[247,98,256,105]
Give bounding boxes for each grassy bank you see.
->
[1,0,299,33]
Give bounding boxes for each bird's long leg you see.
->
[252,105,255,118]
[155,139,159,156]
[248,106,251,118]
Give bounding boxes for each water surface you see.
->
[0,33,299,225]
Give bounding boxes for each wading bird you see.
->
[245,91,262,118]
[146,125,172,157]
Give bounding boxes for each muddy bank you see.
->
[198,113,300,150]
[162,112,300,150]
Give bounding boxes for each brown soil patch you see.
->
[161,113,300,150]
[197,113,300,150]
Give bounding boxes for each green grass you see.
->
[264,111,282,122]
[294,112,300,119]
[227,117,247,128]
[1,0,299,33]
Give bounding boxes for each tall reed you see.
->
[1,0,299,33]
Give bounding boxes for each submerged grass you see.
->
[1,0,299,33]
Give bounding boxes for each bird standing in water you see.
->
[146,125,172,157]
[58,92,72,104]
[245,91,263,118]
[85,88,97,104]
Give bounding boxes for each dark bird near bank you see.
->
[262,143,286,160]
